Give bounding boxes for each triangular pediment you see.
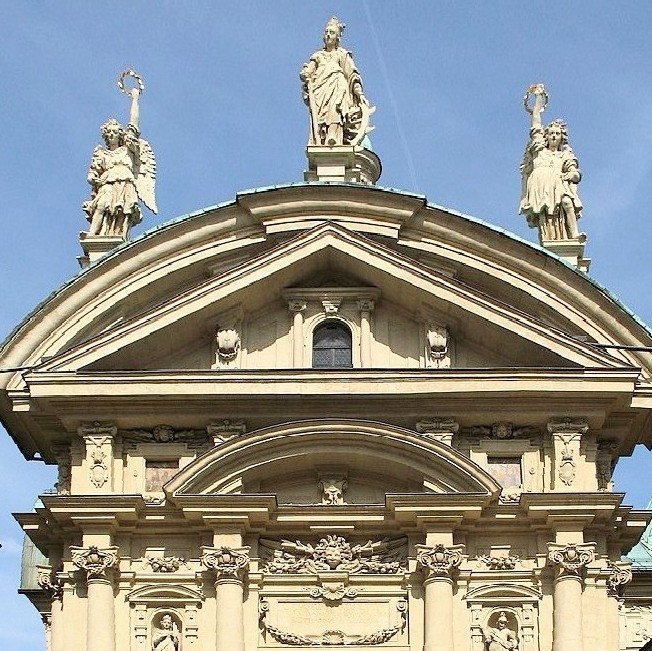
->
[33,222,622,373]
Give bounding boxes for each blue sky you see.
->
[1,3,652,649]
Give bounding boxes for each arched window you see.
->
[312,320,353,368]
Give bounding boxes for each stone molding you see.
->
[201,546,250,581]
[416,543,464,577]
[547,542,595,578]
[416,417,459,446]
[70,545,119,580]
[207,419,247,445]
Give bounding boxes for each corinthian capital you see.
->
[71,545,119,580]
[201,546,250,581]
[547,542,595,577]
[416,543,464,577]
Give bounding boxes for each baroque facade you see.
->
[3,18,652,651]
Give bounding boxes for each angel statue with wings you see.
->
[83,70,157,238]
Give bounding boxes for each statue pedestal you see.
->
[78,233,126,268]
[304,145,381,185]
[541,235,590,273]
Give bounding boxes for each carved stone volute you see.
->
[416,543,464,578]
[201,546,250,582]
[547,542,595,579]
[70,545,119,581]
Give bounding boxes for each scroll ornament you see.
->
[201,546,250,580]
[547,543,595,577]
[416,543,464,576]
[37,565,64,600]
[606,561,633,597]
[71,545,119,579]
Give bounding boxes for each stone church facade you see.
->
[3,179,652,651]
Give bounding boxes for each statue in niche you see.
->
[152,613,180,651]
[519,84,582,242]
[83,69,157,238]
[300,17,374,147]
[484,611,518,651]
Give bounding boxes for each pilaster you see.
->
[78,422,118,493]
[547,418,589,490]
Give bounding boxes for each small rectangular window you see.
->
[487,457,522,488]
[145,459,179,492]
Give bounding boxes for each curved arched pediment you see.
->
[127,584,204,605]
[165,419,502,502]
[464,583,542,603]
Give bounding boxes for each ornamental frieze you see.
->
[260,535,407,575]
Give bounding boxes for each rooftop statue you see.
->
[83,70,157,239]
[300,17,374,147]
[519,84,582,242]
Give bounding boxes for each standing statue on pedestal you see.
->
[484,612,518,651]
[519,84,582,242]
[152,613,180,651]
[300,17,374,147]
[83,70,157,239]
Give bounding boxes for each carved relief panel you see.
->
[257,536,408,648]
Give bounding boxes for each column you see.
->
[37,565,64,651]
[357,299,374,368]
[547,418,588,490]
[547,542,595,651]
[202,546,250,651]
[416,544,464,651]
[78,422,117,493]
[288,301,307,368]
[71,546,119,651]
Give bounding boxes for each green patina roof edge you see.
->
[3,181,652,354]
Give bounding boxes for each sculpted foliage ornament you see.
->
[547,543,595,577]
[201,546,250,579]
[261,535,406,575]
[306,584,359,601]
[83,69,157,239]
[146,556,187,573]
[416,543,464,577]
[71,545,119,579]
[477,555,520,570]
